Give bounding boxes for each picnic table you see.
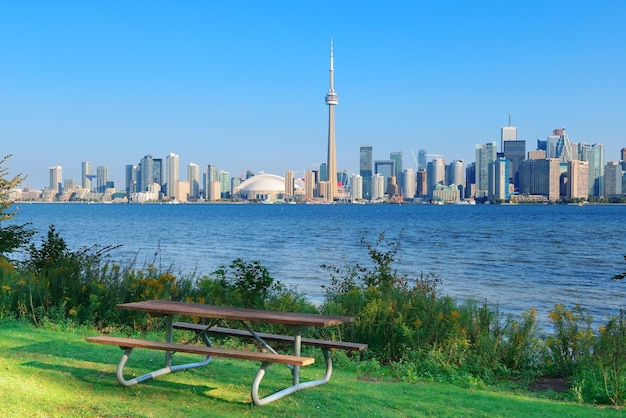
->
[87,300,366,405]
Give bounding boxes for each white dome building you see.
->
[232,173,304,202]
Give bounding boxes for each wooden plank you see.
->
[173,322,368,352]
[86,336,314,366]
[116,300,353,327]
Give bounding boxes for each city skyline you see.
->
[2,2,625,189]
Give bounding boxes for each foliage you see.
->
[611,255,626,280]
[0,154,34,256]
[202,258,284,309]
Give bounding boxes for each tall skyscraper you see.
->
[568,159,589,199]
[501,113,517,152]
[188,163,200,199]
[359,145,373,200]
[488,158,510,201]
[402,168,416,199]
[417,149,427,171]
[81,161,92,190]
[49,166,62,193]
[475,142,497,197]
[284,170,295,198]
[125,164,138,196]
[96,166,108,192]
[166,153,179,198]
[519,158,560,201]
[390,151,403,179]
[503,140,526,189]
[604,162,622,198]
[426,158,445,197]
[350,174,363,200]
[579,143,605,197]
[325,39,339,200]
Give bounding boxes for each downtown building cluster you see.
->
[355,125,626,204]
[9,125,626,204]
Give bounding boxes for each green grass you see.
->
[0,319,622,417]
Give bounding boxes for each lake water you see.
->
[7,202,626,326]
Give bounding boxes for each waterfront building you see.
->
[390,151,403,179]
[503,140,525,189]
[475,142,497,197]
[426,158,446,197]
[546,129,562,159]
[81,161,92,190]
[519,158,560,201]
[218,170,230,198]
[402,168,416,199]
[125,165,138,196]
[417,149,427,171]
[96,166,108,193]
[416,170,427,197]
[49,166,62,193]
[465,163,475,199]
[138,155,162,192]
[372,173,385,200]
[350,174,363,201]
[604,161,623,198]
[567,160,589,200]
[488,158,511,201]
[284,170,295,198]
[554,129,575,163]
[325,39,339,200]
[359,145,373,200]
[447,159,465,198]
[175,181,189,202]
[63,179,76,193]
[579,143,605,197]
[374,160,395,195]
[304,170,315,200]
[166,153,179,199]
[187,163,200,199]
[204,164,218,200]
[432,184,460,202]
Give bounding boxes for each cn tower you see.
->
[325,38,338,200]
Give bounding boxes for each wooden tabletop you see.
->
[116,300,354,327]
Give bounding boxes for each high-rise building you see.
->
[125,164,138,196]
[81,161,92,190]
[501,114,517,152]
[447,159,465,198]
[49,166,62,193]
[426,158,445,197]
[218,170,230,198]
[284,170,295,198]
[325,39,339,200]
[166,153,179,198]
[621,148,626,161]
[304,170,315,201]
[519,158,560,201]
[96,166,108,192]
[402,168,416,199]
[390,151,403,179]
[503,140,526,189]
[350,174,362,201]
[359,145,373,200]
[568,160,589,199]
[374,160,395,195]
[204,164,218,200]
[417,149,427,171]
[372,173,385,200]
[488,158,511,201]
[579,143,605,197]
[475,142,497,197]
[188,163,200,199]
[139,155,157,192]
[604,162,622,198]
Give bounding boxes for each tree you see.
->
[0,155,34,256]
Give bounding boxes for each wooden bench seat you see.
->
[172,322,368,352]
[86,335,314,366]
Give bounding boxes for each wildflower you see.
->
[1,285,10,292]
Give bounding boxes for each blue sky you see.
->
[2,1,625,189]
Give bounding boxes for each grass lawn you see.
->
[0,319,622,417]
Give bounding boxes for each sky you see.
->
[1,1,625,189]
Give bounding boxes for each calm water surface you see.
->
[9,203,626,325]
